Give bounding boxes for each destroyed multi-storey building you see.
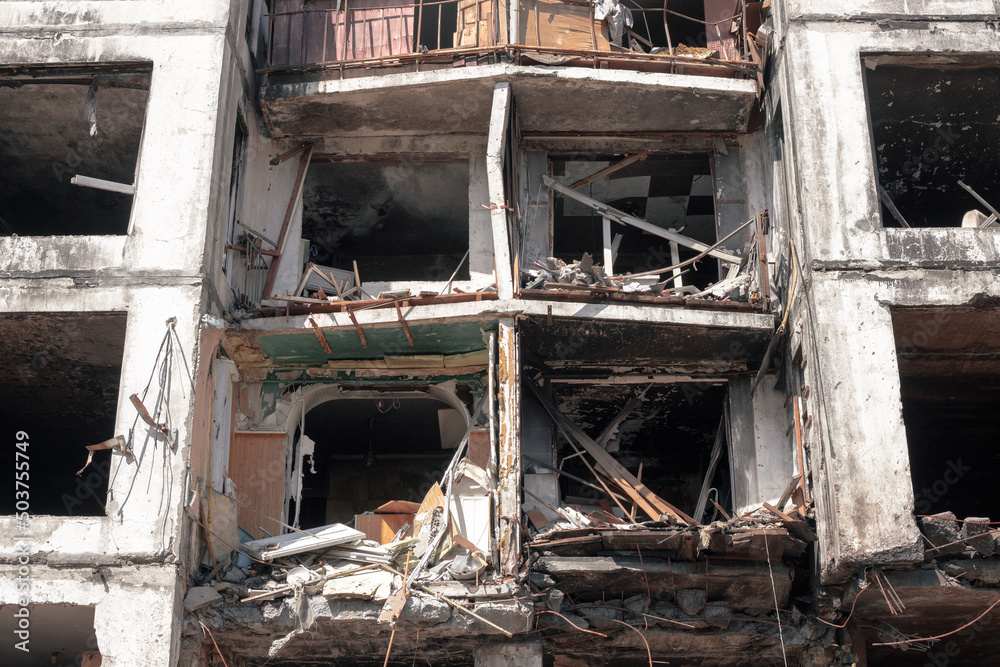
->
[2,0,999,665]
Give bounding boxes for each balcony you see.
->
[257,0,767,138]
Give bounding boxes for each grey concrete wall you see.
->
[791,268,1000,582]
[784,0,1000,19]
[779,21,1000,268]
[0,1,235,664]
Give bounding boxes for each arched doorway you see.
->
[284,385,471,529]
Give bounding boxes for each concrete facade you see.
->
[2,0,999,665]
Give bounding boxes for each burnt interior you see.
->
[0,67,150,236]
[291,395,469,528]
[301,159,470,283]
[892,306,1000,521]
[551,153,721,288]
[865,60,1000,228]
[0,313,127,516]
[548,382,730,517]
[417,1,458,51]
[630,0,706,51]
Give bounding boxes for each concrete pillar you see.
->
[728,375,794,515]
[474,641,542,667]
[806,275,923,579]
[496,318,521,575]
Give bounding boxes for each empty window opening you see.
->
[289,394,472,530]
[0,313,127,516]
[892,306,1000,521]
[302,159,470,283]
[550,153,721,287]
[0,604,98,663]
[418,0,458,51]
[0,66,151,236]
[864,58,1000,228]
[529,382,730,521]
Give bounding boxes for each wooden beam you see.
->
[527,381,698,525]
[71,174,135,195]
[263,145,313,298]
[569,152,650,190]
[543,175,741,264]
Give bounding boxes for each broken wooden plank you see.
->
[569,152,650,190]
[527,381,697,526]
[693,417,726,523]
[263,145,313,298]
[543,175,741,264]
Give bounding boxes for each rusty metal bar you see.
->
[308,317,334,355]
[347,309,368,348]
[755,211,770,310]
[394,302,415,346]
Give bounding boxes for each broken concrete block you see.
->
[699,601,732,629]
[452,599,533,634]
[575,602,623,629]
[529,572,556,588]
[397,593,451,625]
[545,588,565,612]
[623,593,649,616]
[963,517,995,557]
[221,566,248,584]
[183,586,222,612]
[675,588,707,615]
[538,610,588,631]
[321,569,393,602]
[921,512,965,556]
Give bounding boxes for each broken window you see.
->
[301,159,470,284]
[547,153,722,289]
[864,57,1000,228]
[288,391,477,530]
[0,66,151,236]
[0,313,127,516]
[892,306,1000,523]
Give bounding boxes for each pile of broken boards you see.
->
[185,457,523,657]
[921,511,1000,587]
[522,253,750,301]
[526,509,823,653]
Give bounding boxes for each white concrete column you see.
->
[728,375,794,516]
[486,82,514,299]
[806,275,923,579]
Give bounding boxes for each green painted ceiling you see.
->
[258,318,498,365]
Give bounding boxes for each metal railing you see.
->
[265,0,502,69]
[261,0,761,78]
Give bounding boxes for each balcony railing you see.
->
[261,0,765,76]
[265,0,502,70]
